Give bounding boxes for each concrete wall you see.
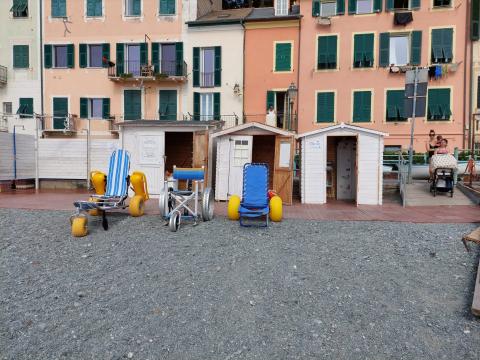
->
[298,0,470,151]
[0,0,42,135]
[0,132,35,180]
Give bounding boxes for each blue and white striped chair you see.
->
[73,149,131,230]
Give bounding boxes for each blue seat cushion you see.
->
[239,204,269,217]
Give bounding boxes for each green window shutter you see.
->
[53,98,68,129]
[79,44,87,68]
[353,91,371,123]
[317,36,337,70]
[52,0,66,17]
[275,43,292,72]
[364,34,374,66]
[354,34,374,68]
[175,42,183,76]
[312,0,320,16]
[67,44,74,68]
[214,46,222,87]
[159,90,177,120]
[432,28,453,63]
[19,98,33,118]
[193,92,200,120]
[428,88,451,121]
[124,90,141,120]
[160,0,175,14]
[386,90,406,122]
[193,47,200,87]
[431,29,442,62]
[102,43,110,68]
[44,45,52,69]
[373,0,382,12]
[336,0,345,14]
[116,43,124,75]
[13,45,29,68]
[151,43,160,73]
[87,0,95,16]
[102,98,110,119]
[379,33,390,67]
[410,0,420,9]
[266,91,275,110]
[353,34,362,67]
[316,92,335,123]
[348,0,357,14]
[472,0,480,40]
[410,31,422,66]
[213,93,221,120]
[442,28,453,61]
[80,97,88,118]
[386,0,394,11]
[140,42,148,66]
[133,0,141,15]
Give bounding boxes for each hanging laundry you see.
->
[435,65,442,79]
[394,12,413,25]
[428,66,436,79]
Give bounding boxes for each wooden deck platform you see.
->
[404,181,474,206]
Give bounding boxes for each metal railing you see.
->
[184,113,240,128]
[243,113,297,132]
[200,72,215,87]
[42,115,76,132]
[108,60,187,78]
[0,116,8,131]
[0,65,7,84]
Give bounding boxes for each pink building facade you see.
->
[297,0,471,152]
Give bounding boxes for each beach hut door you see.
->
[273,136,294,205]
[134,133,165,195]
[228,135,252,198]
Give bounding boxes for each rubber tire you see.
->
[269,195,283,222]
[227,195,241,220]
[202,187,214,221]
[129,195,145,217]
[158,189,168,217]
[169,210,181,232]
[71,216,88,237]
[88,197,100,216]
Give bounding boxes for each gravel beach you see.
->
[1,208,480,359]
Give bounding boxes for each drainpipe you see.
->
[13,125,25,181]
[465,0,472,150]
[40,0,44,119]
[241,19,246,124]
[296,14,302,132]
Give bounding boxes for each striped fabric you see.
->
[105,149,130,197]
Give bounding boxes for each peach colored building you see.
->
[297,0,470,152]
[42,0,186,138]
[243,6,300,130]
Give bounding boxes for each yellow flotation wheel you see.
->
[88,197,100,216]
[71,215,88,237]
[129,195,145,217]
[269,195,283,222]
[227,195,241,220]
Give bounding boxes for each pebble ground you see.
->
[1,208,480,359]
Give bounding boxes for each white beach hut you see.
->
[297,123,387,205]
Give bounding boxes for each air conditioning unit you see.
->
[316,17,331,25]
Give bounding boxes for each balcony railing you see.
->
[243,113,297,132]
[0,65,7,85]
[108,60,187,81]
[184,113,240,128]
[42,115,76,133]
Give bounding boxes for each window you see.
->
[124,90,142,120]
[53,97,69,129]
[159,0,175,14]
[51,0,66,17]
[193,47,220,87]
[393,0,409,9]
[275,0,288,15]
[90,99,103,118]
[44,44,74,69]
[233,140,250,166]
[86,0,102,17]
[88,44,103,67]
[431,28,453,64]
[11,0,28,18]
[125,0,141,16]
[159,90,177,120]
[427,88,451,121]
[316,92,335,123]
[193,92,220,121]
[352,91,371,122]
[13,45,29,69]
[313,0,345,16]
[389,34,409,66]
[386,0,420,10]
[317,35,337,70]
[275,43,292,72]
[80,98,110,119]
[353,33,374,68]
[54,45,68,68]
[3,102,13,115]
[18,98,33,118]
[152,42,183,76]
[433,0,451,7]
[320,0,337,16]
[115,43,147,76]
[386,90,406,122]
[357,0,373,13]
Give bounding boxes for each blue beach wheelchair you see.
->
[158,166,214,232]
[239,163,270,227]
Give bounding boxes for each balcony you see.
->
[184,113,240,129]
[243,113,297,132]
[42,115,76,136]
[108,60,187,82]
[0,65,7,86]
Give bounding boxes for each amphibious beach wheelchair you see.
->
[158,166,214,232]
[429,154,457,197]
[71,149,149,237]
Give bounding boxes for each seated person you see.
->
[434,138,450,155]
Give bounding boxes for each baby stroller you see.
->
[429,154,457,197]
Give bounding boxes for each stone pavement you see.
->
[0,189,479,223]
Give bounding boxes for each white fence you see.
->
[38,139,119,179]
[0,132,35,180]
